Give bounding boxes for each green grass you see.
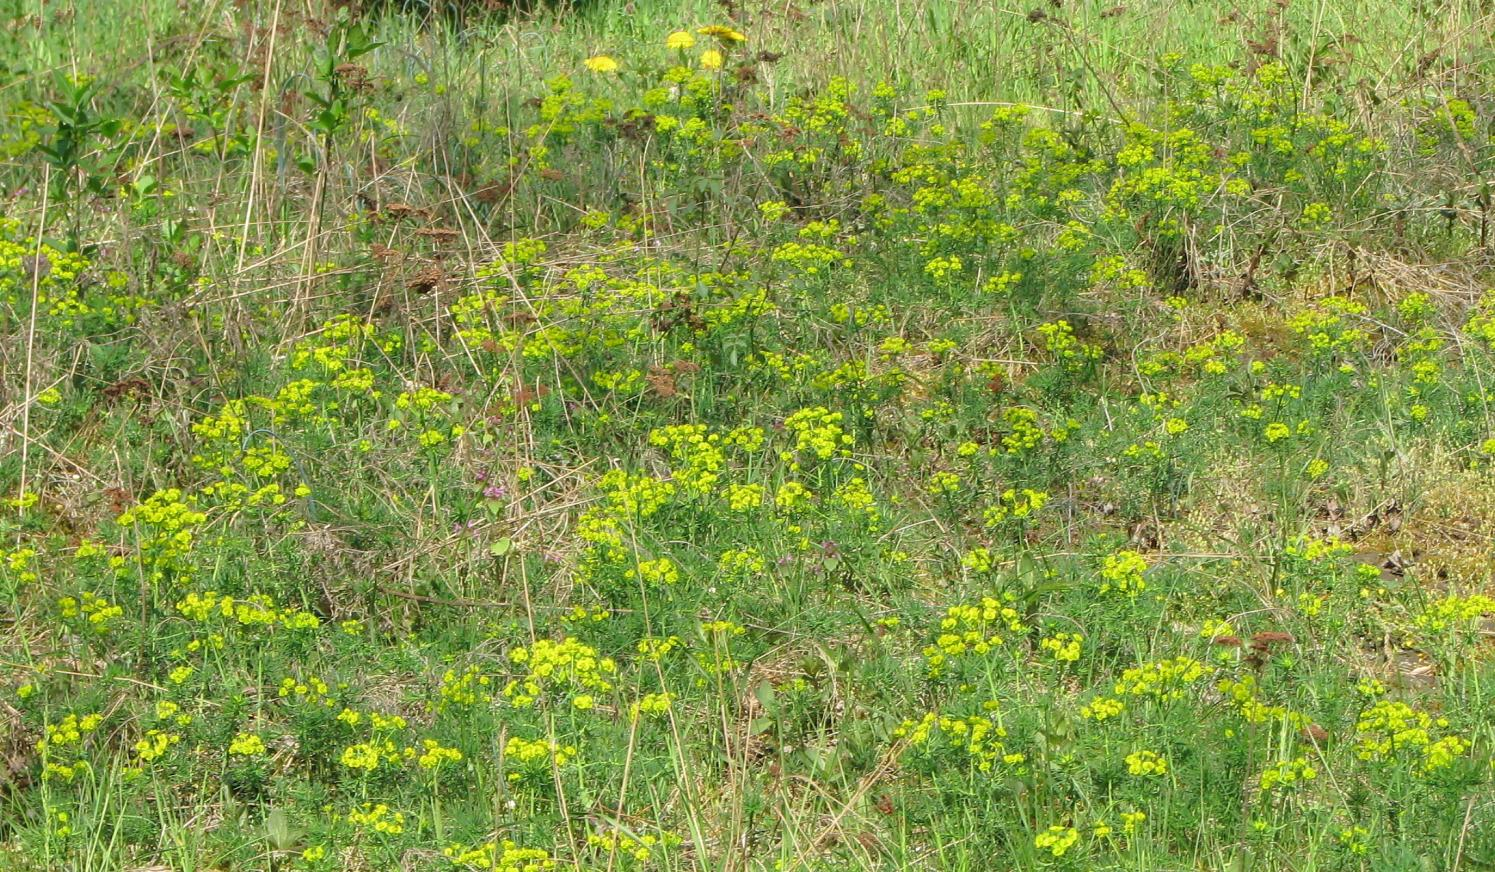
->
[3,0,1495,870]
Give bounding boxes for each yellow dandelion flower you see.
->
[584,55,620,74]
[700,49,724,70]
[698,24,746,43]
[666,30,696,50]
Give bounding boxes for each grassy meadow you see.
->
[4,0,1495,868]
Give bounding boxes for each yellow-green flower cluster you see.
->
[1099,550,1148,598]
[227,732,267,757]
[636,635,683,662]
[58,591,123,633]
[175,591,320,631]
[133,729,182,763]
[1140,330,1244,377]
[923,596,1025,674]
[340,739,406,772]
[626,557,680,587]
[648,424,727,495]
[1036,319,1102,366]
[2,545,39,585]
[723,482,764,512]
[1287,296,1369,355]
[1040,632,1083,663]
[1034,825,1079,857]
[116,489,206,581]
[416,739,463,770]
[1259,756,1317,790]
[35,713,104,781]
[774,481,813,512]
[782,406,853,463]
[1465,291,1495,347]
[278,675,334,707]
[503,637,617,707]
[982,488,1048,527]
[438,665,494,710]
[504,735,577,781]
[347,802,405,835]
[1355,700,1469,773]
[0,225,143,330]
[1113,657,1208,700]
[1125,749,1167,776]
[443,840,555,871]
[1080,696,1125,721]
[629,692,675,720]
[1217,675,1307,727]
[894,702,1023,772]
[1414,594,1495,637]
[587,828,682,864]
[998,407,1046,454]
[598,469,676,518]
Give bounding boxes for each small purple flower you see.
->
[483,484,507,500]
